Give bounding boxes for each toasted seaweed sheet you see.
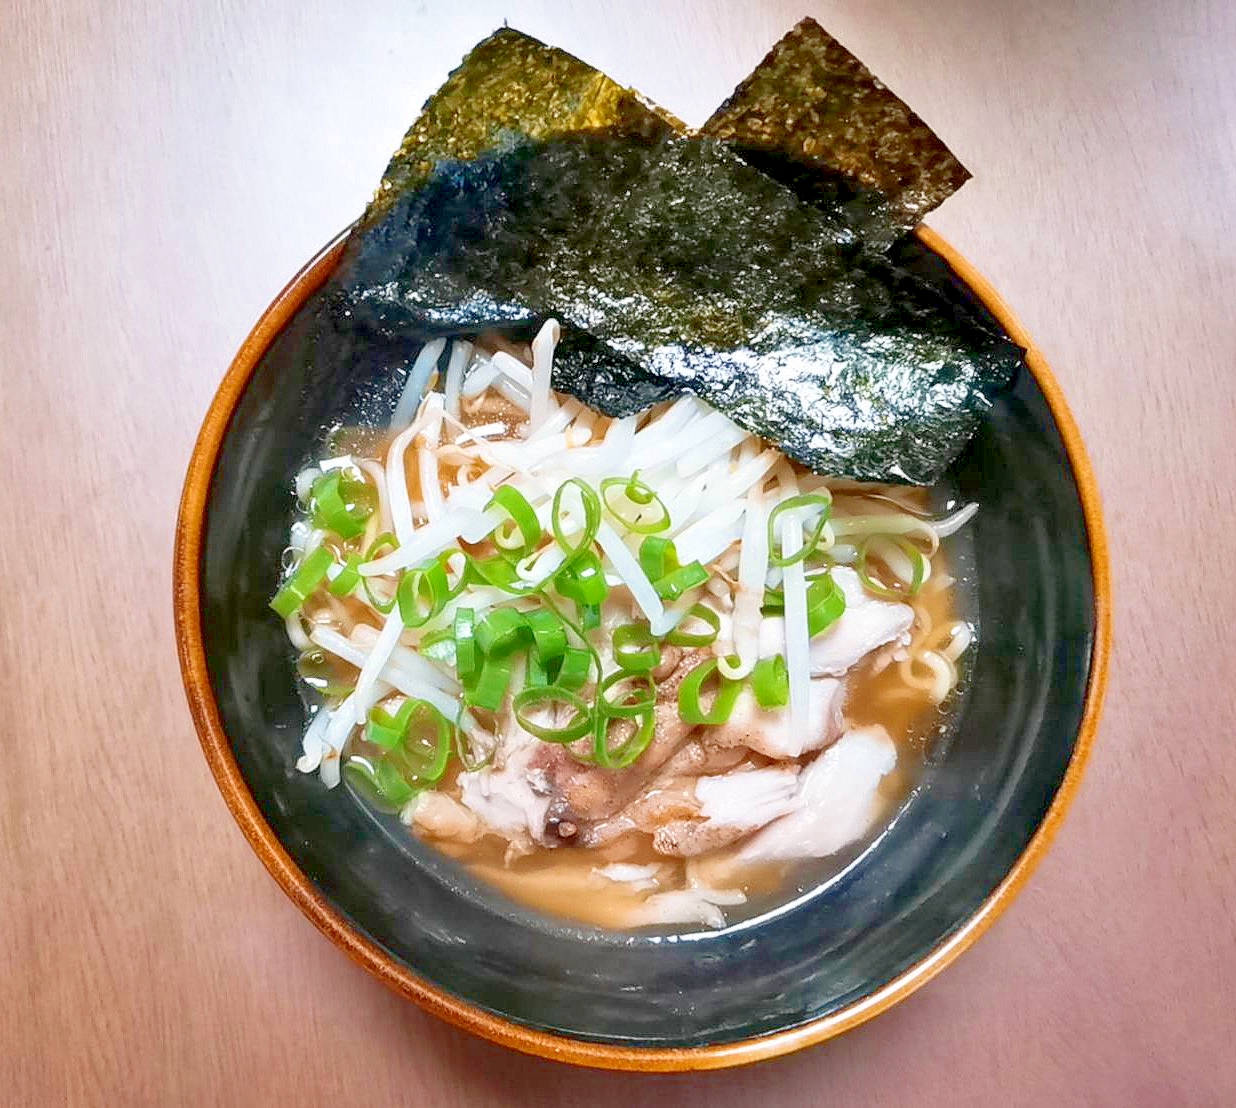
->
[316,23,1021,483]
[338,134,1019,484]
[362,27,682,226]
[702,18,970,234]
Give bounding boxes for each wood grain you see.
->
[2,0,1234,1103]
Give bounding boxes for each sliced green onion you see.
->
[474,608,528,657]
[366,700,414,751]
[598,671,657,719]
[453,719,495,773]
[555,646,593,691]
[343,756,414,809]
[437,550,469,599]
[858,536,926,599]
[638,535,679,581]
[654,561,708,600]
[418,628,456,666]
[524,608,567,664]
[361,532,399,614]
[665,603,721,647]
[554,549,609,606]
[578,602,601,631]
[391,700,452,786]
[600,474,670,534]
[612,623,661,673]
[677,658,743,725]
[270,545,333,617]
[593,710,655,769]
[487,486,542,555]
[310,472,375,540]
[768,493,833,568]
[526,650,550,687]
[551,478,601,559]
[761,587,784,615]
[328,554,362,597]
[806,572,847,636]
[397,559,450,628]
[512,686,593,743]
[365,531,399,561]
[453,608,478,681]
[465,654,513,711]
[751,655,789,709]
[468,553,533,594]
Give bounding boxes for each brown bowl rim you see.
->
[173,223,1111,1072]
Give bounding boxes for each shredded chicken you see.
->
[651,766,801,857]
[734,726,897,864]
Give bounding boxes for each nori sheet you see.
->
[702,18,970,235]
[337,133,1019,484]
[362,27,682,227]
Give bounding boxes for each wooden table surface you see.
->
[4,0,1235,1103]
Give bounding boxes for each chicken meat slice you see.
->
[759,567,913,678]
[652,766,802,857]
[408,791,485,842]
[708,678,845,759]
[734,725,897,864]
[622,886,747,930]
[573,745,751,849]
[531,648,711,839]
[457,723,552,846]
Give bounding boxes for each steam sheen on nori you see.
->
[340,134,1019,484]
[703,18,971,234]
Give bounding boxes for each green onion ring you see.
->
[393,700,453,786]
[665,603,721,647]
[310,471,375,540]
[327,553,362,597]
[361,532,399,613]
[768,493,833,568]
[598,671,657,719]
[397,559,450,628]
[554,549,609,606]
[554,646,593,691]
[468,553,534,594]
[437,550,469,599]
[805,572,847,636]
[474,608,528,657]
[638,535,679,582]
[512,686,594,743]
[751,655,789,709]
[858,535,926,599]
[654,561,709,600]
[592,710,655,769]
[417,628,456,666]
[600,475,670,534]
[270,545,333,617]
[677,658,743,725]
[551,478,601,559]
[344,756,415,809]
[612,623,661,673]
[453,608,478,681]
[487,485,542,555]
[465,654,513,711]
[524,608,568,664]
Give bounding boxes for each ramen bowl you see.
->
[173,224,1110,1070]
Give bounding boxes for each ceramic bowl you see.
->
[174,224,1110,1070]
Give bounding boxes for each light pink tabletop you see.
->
[2,1,1234,1103]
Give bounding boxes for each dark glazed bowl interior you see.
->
[186,227,1104,1061]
